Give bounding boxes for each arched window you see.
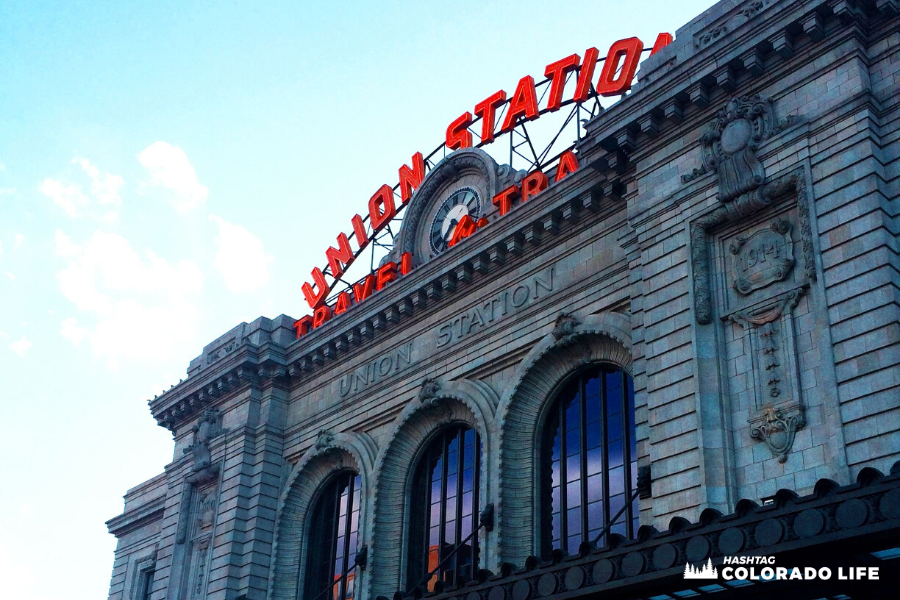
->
[304,471,362,600]
[542,365,637,556]
[407,425,481,592]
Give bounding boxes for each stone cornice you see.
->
[576,0,884,182]
[106,495,166,538]
[149,347,290,432]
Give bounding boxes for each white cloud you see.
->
[138,141,208,211]
[74,157,123,206]
[40,178,89,217]
[5,272,15,281]
[9,335,32,357]
[14,234,24,249]
[40,160,122,220]
[54,229,203,367]
[209,214,273,292]
[60,318,89,346]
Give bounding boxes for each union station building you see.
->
[106,1,900,599]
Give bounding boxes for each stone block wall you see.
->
[106,1,900,598]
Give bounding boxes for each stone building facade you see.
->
[107,1,900,599]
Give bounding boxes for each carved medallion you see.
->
[730,219,795,295]
[751,407,806,463]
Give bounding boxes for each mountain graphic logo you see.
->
[683,558,718,580]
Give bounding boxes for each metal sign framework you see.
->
[321,47,654,307]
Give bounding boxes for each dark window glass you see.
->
[542,366,638,556]
[138,568,154,600]
[408,426,481,592]
[305,471,362,600]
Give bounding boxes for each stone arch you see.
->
[268,431,378,600]
[368,378,499,598]
[495,311,633,567]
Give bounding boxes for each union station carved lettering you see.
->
[338,342,414,398]
[436,267,554,347]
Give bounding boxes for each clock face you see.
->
[428,187,482,255]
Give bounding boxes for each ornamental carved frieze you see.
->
[730,288,806,462]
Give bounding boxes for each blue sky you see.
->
[0,1,715,597]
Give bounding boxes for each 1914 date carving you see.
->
[730,219,795,295]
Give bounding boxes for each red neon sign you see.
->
[295,33,672,339]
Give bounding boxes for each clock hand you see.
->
[445,218,458,238]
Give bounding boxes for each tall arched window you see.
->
[305,471,362,600]
[542,365,637,556]
[407,425,481,592]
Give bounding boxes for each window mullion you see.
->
[473,434,481,568]
[439,435,449,580]
[579,375,589,543]
[341,476,355,599]
[330,481,342,599]
[621,370,633,538]
[558,398,567,549]
[456,429,465,581]
[601,374,610,543]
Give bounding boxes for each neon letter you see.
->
[333,291,351,316]
[521,171,549,202]
[352,275,375,304]
[312,305,331,328]
[325,232,354,278]
[368,184,396,231]
[398,152,425,203]
[650,32,673,55]
[446,112,474,150]
[501,75,539,132]
[474,90,507,144]
[595,37,643,97]
[400,252,413,275]
[544,54,580,112]
[573,47,600,102]
[302,267,328,309]
[376,261,398,291]
[293,315,313,338]
[492,184,519,216]
[554,150,580,182]
[351,214,368,251]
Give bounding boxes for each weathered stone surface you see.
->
[106,2,900,598]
